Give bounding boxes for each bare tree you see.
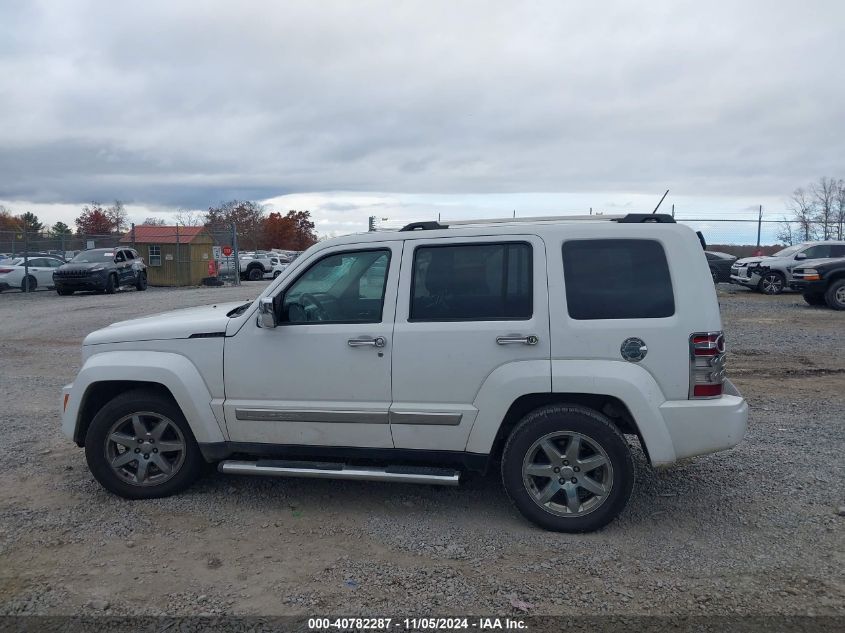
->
[835,179,845,241]
[787,187,817,242]
[810,176,837,240]
[140,217,167,226]
[106,200,129,233]
[174,209,202,227]
[775,217,796,246]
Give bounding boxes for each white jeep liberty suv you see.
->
[61,213,748,532]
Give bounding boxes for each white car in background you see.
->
[730,241,845,294]
[0,255,65,292]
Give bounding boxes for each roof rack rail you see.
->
[617,213,676,224]
[397,213,676,231]
[400,221,449,231]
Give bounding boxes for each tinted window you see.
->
[281,249,390,324]
[562,239,674,320]
[124,250,135,260]
[801,245,831,259]
[831,245,845,257]
[410,242,532,321]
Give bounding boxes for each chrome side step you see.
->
[218,459,461,487]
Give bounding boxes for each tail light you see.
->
[689,331,726,398]
[0,268,13,274]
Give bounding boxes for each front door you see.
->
[223,241,400,448]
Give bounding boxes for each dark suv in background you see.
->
[53,248,148,295]
[790,257,845,309]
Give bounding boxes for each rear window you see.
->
[562,239,675,320]
[410,242,532,321]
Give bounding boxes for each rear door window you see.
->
[562,239,674,320]
[410,242,532,321]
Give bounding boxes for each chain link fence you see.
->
[1,224,245,292]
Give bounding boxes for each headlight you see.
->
[797,269,820,280]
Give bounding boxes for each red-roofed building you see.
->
[121,225,214,286]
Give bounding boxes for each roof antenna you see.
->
[652,189,669,214]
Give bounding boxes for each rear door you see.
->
[390,235,550,450]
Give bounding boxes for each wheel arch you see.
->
[488,393,647,464]
[64,351,226,448]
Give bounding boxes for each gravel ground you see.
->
[0,282,843,616]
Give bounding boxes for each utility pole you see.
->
[756,205,762,248]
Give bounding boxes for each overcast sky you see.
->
[1,1,843,236]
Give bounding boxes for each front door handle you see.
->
[496,335,539,345]
[348,336,386,348]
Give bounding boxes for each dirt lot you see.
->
[0,283,843,616]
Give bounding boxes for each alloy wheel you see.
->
[104,412,186,486]
[521,431,613,517]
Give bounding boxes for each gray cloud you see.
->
[0,0,843,208]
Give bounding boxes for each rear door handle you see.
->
[496,335,539,345]
[348,336,386,348]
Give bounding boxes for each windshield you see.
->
[71,251,114,263]
[772,245,802,257]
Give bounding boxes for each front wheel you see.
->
[104,273,117,294]
[758,271,785,295]
[247,266,263,281]
[84,389,203,499]
[825,279,845,310]
[56,288,74,296]
[135,272,148,291]
[501,405,634,532]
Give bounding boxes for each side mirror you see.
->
[794,252,807,260]
[257,297,277,329]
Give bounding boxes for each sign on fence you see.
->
[212,246,222,260]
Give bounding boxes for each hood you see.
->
[735,256,770,265]
[58,262,110,272]
[794,257,841,270]
[83,301,250,345]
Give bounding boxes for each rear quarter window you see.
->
[562,239,675,320]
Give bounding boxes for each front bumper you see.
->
[730,269,759,287]
[789,279,826,293]
[658,379,748,462]
[53,273,108,291]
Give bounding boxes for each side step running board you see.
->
[218,459,461,487]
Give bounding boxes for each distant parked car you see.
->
[267,258,289,279]
[705,251,737,283]
[53,248,148,295]
[790,257,845,310]
[730,241,845,294]
[0,255,65,292]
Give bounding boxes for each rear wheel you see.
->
[247,266,263,281]
[825,279,845,310]
[501,405,634,532]
[104,273,117,294]
[802,292,826,306]
[20,275,37,292]
[758,271,785,295]
[84,389,203,499]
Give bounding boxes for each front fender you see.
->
[62,351,226,445]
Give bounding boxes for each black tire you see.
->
[757,271,785,295]
[273,270,281,278]
[20,275,37,292]
[84,389,203,499]
[802,292,826,306]
[825,278,845,310]
[501,405,634,533]
[104,273,117,294]
[247,266,263,281]
[135,271,148,291]
[56,288,74,296]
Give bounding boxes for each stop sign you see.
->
[222,245,233,257]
